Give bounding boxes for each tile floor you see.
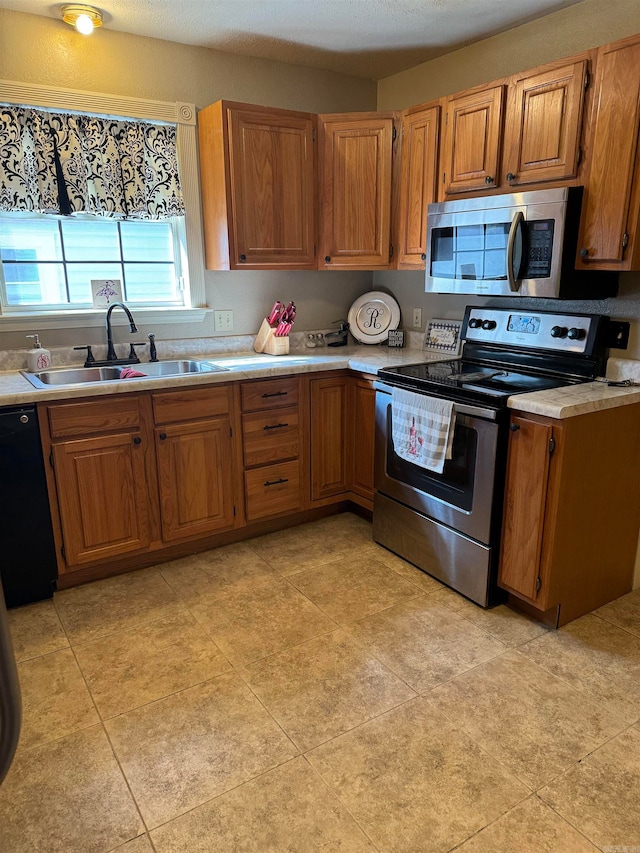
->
[2,512,640,852]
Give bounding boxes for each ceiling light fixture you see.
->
[61,5,104,35]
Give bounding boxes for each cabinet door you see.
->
[350,378,376,502]
[310,377,349,500]
[442,86,505,194]
[228,107,316,269]
[499,417,552,603]
[504,61,587,187]
[155,418,235,542]
[53,433,150,568]
[578,37,640,267]
[319,114,394,269]
[397,105,440,268]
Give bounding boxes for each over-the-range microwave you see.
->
[425,186,618,299]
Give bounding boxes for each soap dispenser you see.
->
[25,334,52,372]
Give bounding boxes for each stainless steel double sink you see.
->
[22,359,228,389]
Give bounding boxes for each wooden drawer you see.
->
[241,377,299,412]
[48,396,141,439]
[152,385,230,424]
[242,407,300,467]
[245,460,301,521]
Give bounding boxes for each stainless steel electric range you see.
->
[373,305,610,607]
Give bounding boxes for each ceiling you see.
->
[1,0,583,79]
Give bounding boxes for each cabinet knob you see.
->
[159,432,167,441]
[133,436,142,445]
[484,175,494,185]
[239,254,246,262]
[510,423,520,432]
[506,172,517,182]
[579,248,589,259]
[324,256,331,263]
[421,253,426,261]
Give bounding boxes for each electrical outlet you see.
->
[412,307,422,328]
[214,310,234,332]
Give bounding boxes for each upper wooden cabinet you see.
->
[198,100,316,270]
[396,104,440,268]
[441,86,505,195]
[503,60,588,188]
[318,113,395,269]
[577,34,640,269]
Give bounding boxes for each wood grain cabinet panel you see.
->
[198,100,316,270]
[503,61,587,187]
[242,407,300,468]
[241,377,299,412]
[442,86,505,195]
[318,113,394,269]
[52,432,151,567]
[155,419,235,542]
[577,35,640,268]
[245,460,301,521]
[397,104,440,269]
[310,376,349,500]
[350,378,376,503]
[499,417,553,605]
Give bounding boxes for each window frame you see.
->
[0,80,208,331]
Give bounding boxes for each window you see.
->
[0,82,205,327]
[0,215,186,310]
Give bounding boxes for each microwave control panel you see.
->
[521,220,554,279]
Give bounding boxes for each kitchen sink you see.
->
[21,359,228,389]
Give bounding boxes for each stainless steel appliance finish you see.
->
[425,187,618,298]
[374,306,610,607]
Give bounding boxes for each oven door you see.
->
[374,384,500,545]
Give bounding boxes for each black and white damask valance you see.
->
[0,106,185,220]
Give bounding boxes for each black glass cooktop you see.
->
[378,359,578,405]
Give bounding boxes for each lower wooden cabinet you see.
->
[240,376,304,521]
[309,375,350,501]
[52,430,151,567]
[350,377,376,505]
[155,418,235,541]
[499,405,640,625]
[41,371,378,581]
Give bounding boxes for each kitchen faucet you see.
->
[106,301,138,361]
[74,302,147,367]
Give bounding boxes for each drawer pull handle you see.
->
[133,436,142,445]
[261,391,288,398]
[264,478,289,487]
[263,422,289,431]
[159,432,167,440]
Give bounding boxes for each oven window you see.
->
[430,223,509,281]
[387,408,477,512]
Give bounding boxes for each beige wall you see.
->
[373,0,640,364]
[377,0,640,109]
[0,8,376,350]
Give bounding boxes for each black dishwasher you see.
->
[0,406,57,608]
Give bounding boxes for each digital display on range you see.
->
[507,315,541,334]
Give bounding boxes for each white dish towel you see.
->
[391,387,456,473]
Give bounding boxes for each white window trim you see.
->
[0,79,210,330]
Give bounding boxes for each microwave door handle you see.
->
[507,210,525,292]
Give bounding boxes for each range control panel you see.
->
[463,307,597,354]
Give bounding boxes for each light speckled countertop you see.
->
[1,347,639,420]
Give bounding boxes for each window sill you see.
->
[0,307,212,332]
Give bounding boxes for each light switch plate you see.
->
[214,310,234,332]
[412,308,422,328]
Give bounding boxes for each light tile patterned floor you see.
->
[2,512,640,852]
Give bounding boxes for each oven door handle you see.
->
[507,210,525,292]
[374,382,498,421]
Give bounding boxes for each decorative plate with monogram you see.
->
[347,291,401,344]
